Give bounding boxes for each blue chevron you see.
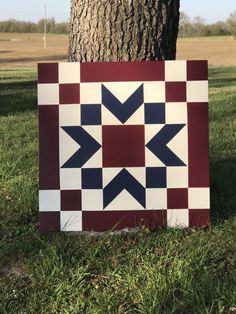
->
[102,84,144,123]
[103,169,145,208]
[146,124,186,166]
[61,126,101,168]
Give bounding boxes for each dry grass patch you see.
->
[0,33,68,68]
[0,33,236,67]
[177,36,236,66]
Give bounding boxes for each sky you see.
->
[0,0,235,23]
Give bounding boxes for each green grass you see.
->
[0,67,236,313]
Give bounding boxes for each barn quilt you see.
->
[38,60,210,231]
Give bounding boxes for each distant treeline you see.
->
[179,11,236,37]
[0,18,68,34]
[0,11,236,37]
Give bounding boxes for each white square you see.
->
[167,209,189,228]
[81,149,102,168]
[146,189,167,210]
[59,104,80,126]
[82,190,103,210]
[60,211,82,231]
[165,102,187,124]
[103,82,143,103]
[103,168,122,188]
[125,106,144,125]
[102,167,146,187]
[82,126,102,145]
[187,81,208,102]
[59,128,80,167]
[145,124,164,144]
[165,60,187,81]
[102,106,122,125]
[101,82,144,125]
[60,169,81,190]
[144,82,165,102]
[167,124,188,166]
[145,148,166,167]
[126,168,145,186]
[102,167,145,210]
[39,190,60,211]
[38,84,59,105]
[189,188,210,209]
[105,190,145,210]
[59,63,80,83]
[80,83,101,104]
[81,126,102,168]
[145,125,166,167]
[167,167,188,188]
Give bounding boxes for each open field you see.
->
[0,63,236,312]
[1,33,236,67]
[177,36,236,66]
[0,33,68,68]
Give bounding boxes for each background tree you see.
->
[68,0,180,62]
[0,19,68,33]
[179,11,190,38]
[192,16,207,37]
[207,21,229,37]
[226,11,236,37]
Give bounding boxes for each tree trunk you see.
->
[68,0,180,62]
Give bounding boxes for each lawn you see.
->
[0,66,235,313]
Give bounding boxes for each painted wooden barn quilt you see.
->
[38,60,210,231]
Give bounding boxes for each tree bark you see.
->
[68,0,180,62]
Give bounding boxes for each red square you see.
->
[188,103,209,187]
[81,61,165,82]
[82,210,167,231]
[102,125,145,167]
[59,84,80,104]
[166,82,186,102]
[61,190,81,211]
[39,106,59,189]
[187,61,208,81]
[189,209,210,227]
[39,212,60,232]
[38,63,58,83]
[167,188,188,209]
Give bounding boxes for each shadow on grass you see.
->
[208,95,236,122]
[210,157,236,222]
[209,66,236,88]
[0,80,37,116]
